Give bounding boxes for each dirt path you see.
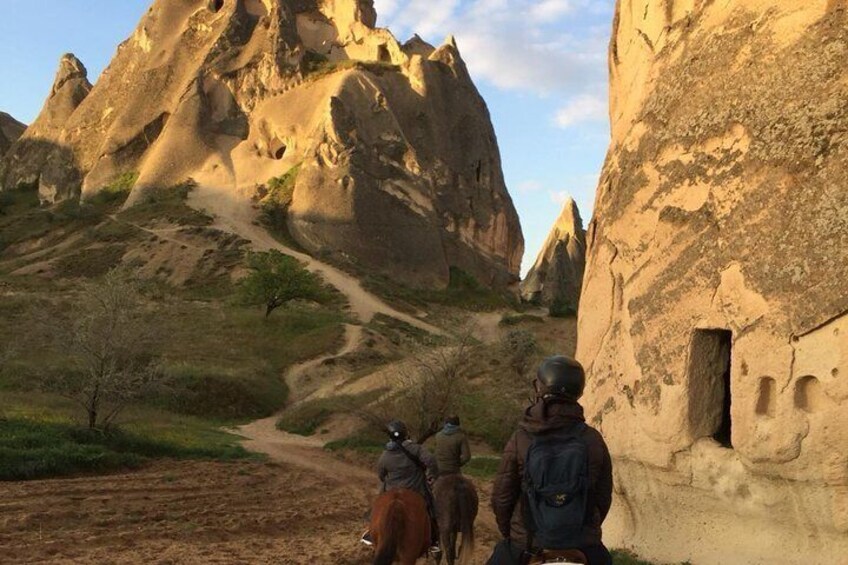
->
[232,323,371,483]
[187,180,444,336]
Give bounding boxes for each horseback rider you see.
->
[361,420,442,557]
[435,415,472,475]
[489,356,613,565]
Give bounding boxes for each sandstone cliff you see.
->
[520,197,585,314]
[0,112,26,157]
[0,0,523,289]
[577,2,848,564]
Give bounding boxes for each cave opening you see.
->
[270,139,287,160]
[687,329,734,448]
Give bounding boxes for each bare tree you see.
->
[362,330,477,444]
[40,269,162,430]
[500,329,539,380]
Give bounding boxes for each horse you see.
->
[433,474,478,565]
[370,488,431,565]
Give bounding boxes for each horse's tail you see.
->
[374,498,405,565]
[456,478,477,565]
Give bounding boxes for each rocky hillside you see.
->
[0,112,26,156]
[0,0,523,289]
[577,1,848,564]
[520,197,585,314]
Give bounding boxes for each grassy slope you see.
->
[0,183,346,479]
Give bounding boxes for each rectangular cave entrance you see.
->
[687,329,734,448]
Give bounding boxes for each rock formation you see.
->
[577,2,848,564]
[0,54,92,202]
[0,112,26,157]
[520,197,585,314]
[0,0,523,289]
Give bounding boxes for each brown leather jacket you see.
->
[490,400,613,549]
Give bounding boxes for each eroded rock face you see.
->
[0,0,523,289]
[520,197,585,312]
[1,54,92,202]
[0,112,26,157]
[577,2,848,563]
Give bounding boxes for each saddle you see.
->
[527,548,588,565]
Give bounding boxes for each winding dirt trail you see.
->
[187,180,444,336]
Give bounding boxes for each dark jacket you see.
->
[491,400,613,549]
[434,424,472,474]
[377,440,439,497]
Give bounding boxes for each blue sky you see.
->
[0,0,615,273]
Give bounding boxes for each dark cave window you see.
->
[687,329,734,448]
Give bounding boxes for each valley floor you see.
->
[0,458,504,564]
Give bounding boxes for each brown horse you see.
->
[370,489,431,565]
[433,474,478,565]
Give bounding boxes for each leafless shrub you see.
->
[360,328,478,444]
[38,269,163,430]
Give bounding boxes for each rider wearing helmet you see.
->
[490,356,613,565]
[361,420,441,556]
[434,415,472,475]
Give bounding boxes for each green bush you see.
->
[85,172,137,208]
[146,365,288,421]
[0,418,249,480]
[277,390,385,436]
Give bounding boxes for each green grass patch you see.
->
[277,389,385,436]
[363,267,516,313]
[0,416,249,481]
[85,172,136,209]
[460,390,523,452]
[51,244,127,278]
[119,181,213,228]
[325,430,386,454]
[149,303,346,421]
[257,165,308,252]
[301,51,401,83]
[464,456,501,479]
[500,313,546,326]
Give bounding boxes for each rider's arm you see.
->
[377,452,389,483]
[459,433,471,467]
[419,444,439,479]
[491,431,521,539]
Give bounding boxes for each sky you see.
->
[0,0,615,274]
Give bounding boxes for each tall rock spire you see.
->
[520,197,586,314]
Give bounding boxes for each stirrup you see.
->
[360,531,374,547]
[428,545,442,557]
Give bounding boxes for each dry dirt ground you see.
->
[0,458,502,564]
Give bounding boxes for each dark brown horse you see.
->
[370,489,431,565]
[433,474,478,565]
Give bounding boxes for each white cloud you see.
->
[529,0,576,21]
[518,180,543,193]
[554,93,608,128]
[375,0,613,97]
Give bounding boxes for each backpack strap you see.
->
[397,441,428,472]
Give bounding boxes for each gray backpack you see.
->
[522,423,589,550]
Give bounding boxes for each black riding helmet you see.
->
[387,420,409,442]
[535,355,586,400]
